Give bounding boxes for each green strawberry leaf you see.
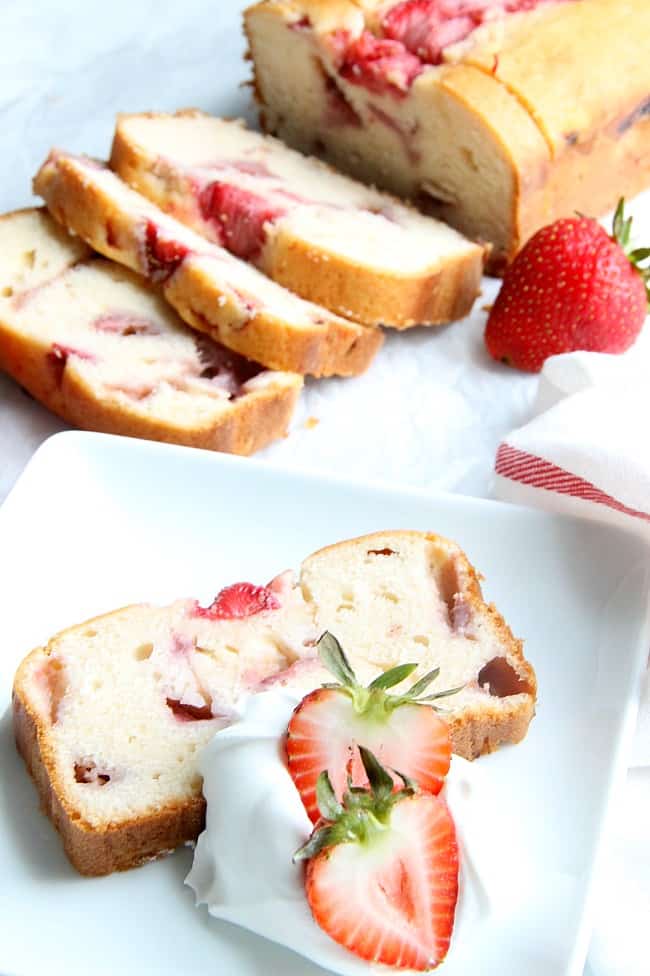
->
[293,750,420,862]
[359,745,394,803]
[629,247,650,262]
[368,662,418,690]
[317,633,463,718]
[316,770,343,822]
[405,667,441,699]
[293,823,339,862]
[419,685,466,702]
[317,632,357,688]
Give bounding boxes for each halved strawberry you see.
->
[286,632,460,823]
[193,582,281,620]
[294,748,458,970]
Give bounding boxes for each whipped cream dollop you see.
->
[186,690,530,975]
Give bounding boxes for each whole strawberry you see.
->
[485,200,650,372]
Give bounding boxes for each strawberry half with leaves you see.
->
[485,199,650,372]
[286,632,460,823]
[294,747,459,971]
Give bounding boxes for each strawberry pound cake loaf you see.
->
[111,111,484,328]
[246,0,650,269]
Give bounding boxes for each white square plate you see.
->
[1,431,649,976]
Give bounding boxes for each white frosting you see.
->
[187,690,530,974]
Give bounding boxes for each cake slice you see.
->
[33,152,382,377]
[13,574,319,876]
[245,0,650,270]
[12,531,536,875]
[110,111,484,328]
[0,209,301,455]
[291,530,537,760]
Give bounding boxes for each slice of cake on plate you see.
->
[13,575,319,875]
[12,530,536,875]
[298,530,536,760]
[0,209,301,455]
[111,110,484,328]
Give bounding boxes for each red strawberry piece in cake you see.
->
[383,0,475,65]
[74,759,113,785]
[143,220,189,283]
[165,698,214,722]
[193,582,282,621]
[381,0,571,66]
[92,312,161,336]
[198,182,286,261]
[227,159,275,178]
[323,74,363,127]
[289,15,311,32]
[193,333,262,395]
[337,30,424,96]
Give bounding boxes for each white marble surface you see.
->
[0,2,647,974]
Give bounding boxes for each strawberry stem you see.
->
[611,198,650,304]
[293,749,414,861]
[316,631,463,719]
[318,631,357,686]
[316,771,344,822]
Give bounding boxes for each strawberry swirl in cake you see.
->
[328,0,574,94]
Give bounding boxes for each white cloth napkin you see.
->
[494,348,650,763]
[494,349,650,976]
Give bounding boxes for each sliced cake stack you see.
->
[0,110,485,454]
[0,209,301,454]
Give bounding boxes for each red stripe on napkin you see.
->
[495,443,650,523]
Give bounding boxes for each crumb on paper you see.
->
[482,303,493,313]
[305,416,320,430]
